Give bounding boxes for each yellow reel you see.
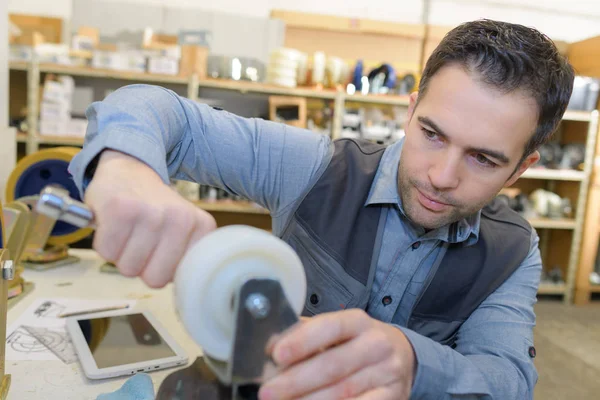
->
[6,147,93,246]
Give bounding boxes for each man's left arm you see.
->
[400,228,541,399]
[259,230,541,400]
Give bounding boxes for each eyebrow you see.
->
[417,116,511,165]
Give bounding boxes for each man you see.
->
[69,19,573,399]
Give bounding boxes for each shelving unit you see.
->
[11,59,415,154]
[527,111,599,304]
[8,59,599,304]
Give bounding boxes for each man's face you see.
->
[398,64,541,230]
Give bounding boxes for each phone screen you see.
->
[77,313,176,368]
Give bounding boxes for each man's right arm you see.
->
[70,83,332,215]
[68,84,332,287]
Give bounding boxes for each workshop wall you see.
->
[8,0,600,42]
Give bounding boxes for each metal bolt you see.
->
[245,293,270,319]
[2,260,15,281]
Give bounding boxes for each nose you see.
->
[428,151,460,191]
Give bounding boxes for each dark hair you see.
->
[419,19,574,160]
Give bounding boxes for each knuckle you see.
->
[197,209,217,232]
[166,205,194,232]
[105,195,138,220]
[387,354,404,377]
[337,379,361,399]
[142,204,165,231]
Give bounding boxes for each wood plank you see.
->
[284,26,422,76]
[528,218,576,230]
[520,168,585,181]
[563,110,594,122]
[567,35,600,77]
[271,10,424,76]
[574,128,600,304]
[591,285,600,294]
[38,64,189,85]
[538,282,566,295]
[9,14,63,44]
[197,78,338,99]
[345,93,410,106]
[270,10,425,38]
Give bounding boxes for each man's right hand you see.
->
[84,150,217,288]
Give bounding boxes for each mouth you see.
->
[415,187,452,212]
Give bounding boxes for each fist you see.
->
[261,309,416,400]
[84,150,217,288]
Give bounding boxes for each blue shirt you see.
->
[69,84,541,399]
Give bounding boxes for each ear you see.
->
[406,92,419,123]
[504,151,541,187]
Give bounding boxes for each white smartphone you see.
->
[66,309,189,380]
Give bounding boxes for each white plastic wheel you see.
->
[173,225,306,361]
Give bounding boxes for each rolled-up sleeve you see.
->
[398,228,541,399]
[68,84,332,216]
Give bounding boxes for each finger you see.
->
[261,329,390,400]
[185,209,217,251]
[271,309,371,367]
[139,206,197,288]
[347,387,399,400]
[298,363,401,400]
[92,197,135,263]
[265,317,309,356]
[116,214,161,277]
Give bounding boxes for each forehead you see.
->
[417,65,538,159]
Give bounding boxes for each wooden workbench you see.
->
[6,249,202,400]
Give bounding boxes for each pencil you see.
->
[58,304,130,318]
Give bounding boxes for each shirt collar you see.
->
[364,137,480,245]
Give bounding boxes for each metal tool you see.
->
[36,186,95,229]
[34,185,307,400]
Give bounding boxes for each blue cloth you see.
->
[96,373,154,400]
[70,84,541,399]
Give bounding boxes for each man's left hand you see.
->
[259,309,416,400]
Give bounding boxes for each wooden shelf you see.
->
[194,200,270,215]
[198,78,338,99]
[344,93,410,106]
[527,217,577,230]
[538,282,566,295]
[10,61,189,85]
[590,285,600,294]
[17,132,84,146]
[520,168,585,181]
[563,110,596,122]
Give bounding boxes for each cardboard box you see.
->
[39,120,68,136]
[179,45,208,78]
[14,31,45,47]
[40,101,70,121]
[143,28,178,50]
[78,26,99,47]
[148,56,179,75]
[66,118,88,137]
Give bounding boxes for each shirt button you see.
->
[412,241,421,250]
[310,294,319,305]
[382,295,392,306]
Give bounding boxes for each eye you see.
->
[474,153,497,168]
[422,128,439,141]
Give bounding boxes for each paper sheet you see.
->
[7,297,137,363]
